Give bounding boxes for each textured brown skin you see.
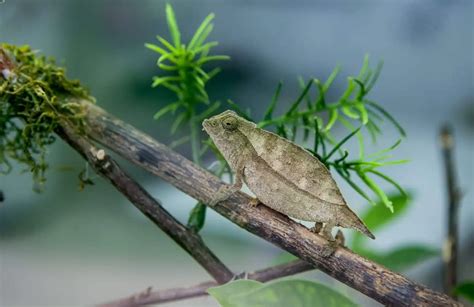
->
[203,110,374,239]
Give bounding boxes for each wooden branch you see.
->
[78,100,460,306]
[56,123,234,284]
[99,259,314,306]
[440,125,461,298]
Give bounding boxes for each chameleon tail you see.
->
[339,206,375,239]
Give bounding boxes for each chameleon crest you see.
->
[203,110,374,241]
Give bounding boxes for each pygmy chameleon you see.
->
[203,110,375,247]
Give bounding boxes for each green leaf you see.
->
[323,127,361,162]
[367,170,407,198]
[171,111,189,134]
[352,192,411,250]
[153,102,181,120]
[208,280,263,306]
[359,172,393,212]
[336,168,376,207]
[187,202,207,232]
[197,55,230,65]
[374,245,438,272]
[155,35,177,53]
[209,279,357,307]
[151,76,181,87]
[324,109,338,132]
[264,81,283,121]
[144,43,168,56]
[169,135,190,149]
[226,99,253,121]
[366,60,383,93]
[165,4,181,47]
[287,79,312,115]
[323,65,341,92]
[197,101,221,122]
[189,13,215,50]
[453,281,474,302]
[366,101,406,137]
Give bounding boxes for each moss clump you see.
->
[0,44,93,191]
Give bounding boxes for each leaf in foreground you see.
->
[208,279,357,307]
[453,281,474,302]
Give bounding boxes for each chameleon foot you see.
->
[311,222,323,234]
[335,230,345,246]
[210,185,236,206]
[321,240,339,257]
[315,222,342,257]
[248,197,261,207]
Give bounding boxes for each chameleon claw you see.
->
[210,185,235,206]
[335,229,345,246]
[321,240,339,257]
[248,197,260,207]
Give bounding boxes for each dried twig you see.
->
[99,260,314,306]
[56,123,234,284]
[78,100,459,306]
[440,125,461,298]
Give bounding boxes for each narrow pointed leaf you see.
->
[264,81,283,121]
[165,4,181,47]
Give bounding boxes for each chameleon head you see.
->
[202,110,240,137]
[202,110,255,165]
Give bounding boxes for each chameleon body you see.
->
[203,110,374,240]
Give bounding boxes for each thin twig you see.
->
[98,259,314,306]
[79,100,459,306]
[440,125,461,298]
[56,123,234,284]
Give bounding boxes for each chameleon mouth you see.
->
[202,119,210,131]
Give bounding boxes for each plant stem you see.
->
[440,125,461,299]
[189,109,202,165]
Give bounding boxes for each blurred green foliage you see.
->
[208,279,357,307]
[351,192,439,271]
[453,281,474,302]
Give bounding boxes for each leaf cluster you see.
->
[145,4,228,138]
[146,4,230,231]
[0,44,92,190]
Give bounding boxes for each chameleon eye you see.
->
[222,116,238,131]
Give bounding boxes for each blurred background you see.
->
[0,0,472,306]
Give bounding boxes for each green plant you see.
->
[224,57,407,212]
[453,281,474,302]
[148,5,407,234]
[146,4,229,231]
[0,44,92,191]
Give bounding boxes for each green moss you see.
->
[0,44,93,191]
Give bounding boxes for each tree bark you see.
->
[56,123,234,284]
[78,100,459,307]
